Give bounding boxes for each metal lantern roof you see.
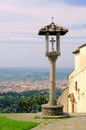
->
[38,22,68,36]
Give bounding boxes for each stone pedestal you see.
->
[42,104,63,116]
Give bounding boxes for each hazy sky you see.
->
[0,0,86,68]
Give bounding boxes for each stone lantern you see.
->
[38,19,68,116]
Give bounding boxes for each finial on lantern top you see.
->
[51,17,54,23]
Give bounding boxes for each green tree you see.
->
[17,95,48,113]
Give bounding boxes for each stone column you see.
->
[48,54,57,106]
[56,33,60,56]
[45,32,49,55]
[42,53,63,116]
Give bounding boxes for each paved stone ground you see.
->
[0,113,86,130]
[31,113,86,130]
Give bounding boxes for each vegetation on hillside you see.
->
[0,89,61,113]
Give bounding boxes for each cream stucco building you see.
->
[57,44,86,113]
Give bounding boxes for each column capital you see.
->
[47,51,58,62]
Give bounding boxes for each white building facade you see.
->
[68,44,86,113]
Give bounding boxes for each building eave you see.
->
[72,49,80,54]
[73,43,86,54]
[79,43,86,49]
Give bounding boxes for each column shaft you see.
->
[48,58,57,106]
[56,33,60,55]
[45,33,49,55]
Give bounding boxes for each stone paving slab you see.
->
[31,113,86,130]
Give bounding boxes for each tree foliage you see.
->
[17,96,48,113]
[0,89,61,113]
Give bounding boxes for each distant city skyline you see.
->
[0,0,86,68]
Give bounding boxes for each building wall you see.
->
[80,46,86,70]
[68,44,86,113]
[75,53,80,73]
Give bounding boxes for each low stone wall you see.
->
[57,87,69,112]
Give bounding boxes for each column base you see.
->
[42,104,63,116]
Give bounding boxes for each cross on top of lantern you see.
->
[38,18,68,56]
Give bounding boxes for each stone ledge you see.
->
[42,113,70,119]
[42,104,63,108]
